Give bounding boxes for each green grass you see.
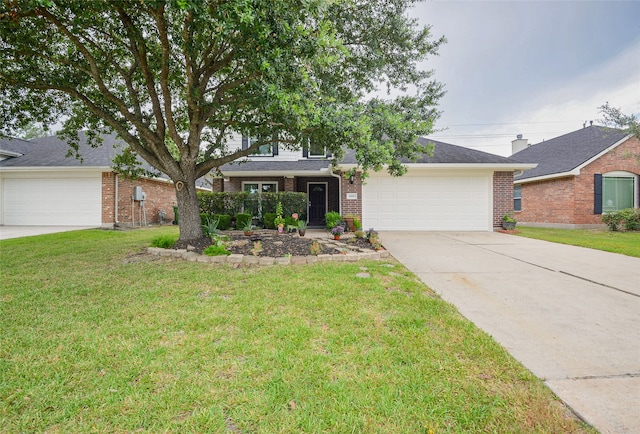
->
[516,226,640,258]
[0,227,593,433]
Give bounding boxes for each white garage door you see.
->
[362,172,492,231]
[2,176,102,226]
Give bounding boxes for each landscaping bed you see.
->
[173,230,378,257]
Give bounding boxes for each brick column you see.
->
[212,178,224,192]
[493,171,514,229]
[284,177,295,192]
[340,171,362,219]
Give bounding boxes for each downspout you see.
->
[330,169,343,215]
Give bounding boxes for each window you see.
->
[303,137,327,158]
[514,184,522,211]
[242,182,278,194]
[242,136,277,156]
[602,174,636,212]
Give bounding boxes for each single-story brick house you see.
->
[511,125,639,228]
[0,133,183,227]
[218,136,535,231]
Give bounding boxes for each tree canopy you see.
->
[0,0,445,240]
[599,102,640,139]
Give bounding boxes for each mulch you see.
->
[173,230,378,257]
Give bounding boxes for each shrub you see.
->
[325,211,343,229]
[198,191,307,219]
[602,208,639,231]
[203,245,230,256]
[150,235,177,249]
[263,212,276,229]
[214,214,232,230]
[235,213,252,230]
[200,213,210,225]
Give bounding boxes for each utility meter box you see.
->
[133,186,144,201]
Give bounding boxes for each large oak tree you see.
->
[0,0,445,240]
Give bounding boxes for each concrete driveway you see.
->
[0,226,98,240]
[381,231,640,434]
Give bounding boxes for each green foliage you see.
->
[599,102,640,139]
[263,213,276,229]
[200,213,210,226]
[202,216,220,238]
[274,202,285,227]
[0,0,444,241]
[235,213,252,230]
[213,214,232,231]
[325,211,343,229]
[198,191,307,219]
[602,208,640,231]
[203,245,230,256]
[150,234,177,249]
[502,213,517,223]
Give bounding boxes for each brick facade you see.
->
[517,136,640,227]
[340,171,362,219]
[493,171,514,229]
[102,173,178,227]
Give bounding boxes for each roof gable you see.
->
[513,125,628,181]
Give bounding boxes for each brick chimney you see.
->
[511,134,529,155]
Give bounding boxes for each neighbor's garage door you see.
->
[362,171,492,230]
[2,175,102,226]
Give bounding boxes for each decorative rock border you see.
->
[147,247,390,265]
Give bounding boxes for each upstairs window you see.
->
[303,137,329,158]
[242,136,278,156]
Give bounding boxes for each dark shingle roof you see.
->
[513,125,628,181]
[0,137,35,157]
[0,132,120,167]
[220,159,331,172]
[340,137,523,165]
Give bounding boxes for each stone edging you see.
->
[147,247,390,265]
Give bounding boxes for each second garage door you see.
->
[2,174,102,226]
[362,171,492,231]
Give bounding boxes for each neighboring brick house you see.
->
[219,136,534,230]
[0,132,189,227]
[511,125,639,228]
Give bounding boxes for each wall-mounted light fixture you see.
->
[349,174,355,184]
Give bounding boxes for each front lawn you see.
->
[0,227,592,433]
[516,226,640,258]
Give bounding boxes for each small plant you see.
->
[241,218,253,232]
[331,225,344,236]
[203,245,230,256]
[355,230,365,239]
[502,213,517,223]
[202,216,221,237]
[251,241,263,256]
[325,211,343,229]
[366,228,378,240]
[297,220,307,230]
[235,213,252,230]
[150,235,178,249]
[274,202,285,228]
[353,217,362,230]
[310,241,322,255]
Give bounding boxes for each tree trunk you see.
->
[175,179,204,241]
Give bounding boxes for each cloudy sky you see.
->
[409,0,640,156]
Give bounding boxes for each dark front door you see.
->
[308,183,327,226]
